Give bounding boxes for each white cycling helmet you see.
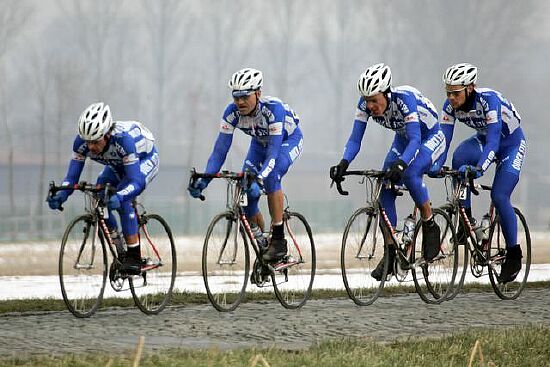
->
[357,63,392,97]
[228,68,263,97]
[78,102,113,141]
[443,63,478,86]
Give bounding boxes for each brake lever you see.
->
[335,178,349,196]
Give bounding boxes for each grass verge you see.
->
[1,325,548,366]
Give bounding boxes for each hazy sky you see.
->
[1,0,549,236]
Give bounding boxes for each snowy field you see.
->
[1,232,549,300]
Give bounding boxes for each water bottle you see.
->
[251,223,267,249]
[474,214,491,242]
[402,214,416,244]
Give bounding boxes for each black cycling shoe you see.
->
[120,255,142,275]
[423,219,441,261]
[499,245,523,283]
[262,238,288,263]
[371,247,396,281]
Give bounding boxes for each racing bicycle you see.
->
[190,169,316,311]
[47,181,177,317]
[334,170,458,305]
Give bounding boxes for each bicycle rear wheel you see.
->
[202,212,250,312]
[59,214,107,318]
[272,211,316,309]
[412,208,459,304]
[341,207,386,306]
[488,208,531,300]
[130,214,177,314]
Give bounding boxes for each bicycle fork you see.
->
[74,220,98,270]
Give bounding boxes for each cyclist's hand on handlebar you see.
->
[188,178,207,199]
[385,159,408,183]
[47,193,67,211]
[107,194,122,210]
[458,164,482,179]
[329,159,349,182]
[427,162,443,178]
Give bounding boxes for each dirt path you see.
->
[1,288,549,358]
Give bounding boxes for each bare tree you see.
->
[314,0,380,157]
[28,50,54,236]
[141,0,197,151]
[0,0,32,219]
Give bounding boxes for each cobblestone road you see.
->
[1,289,549,358]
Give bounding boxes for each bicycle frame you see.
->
[336,170,418,269]
[192,170,306,276]
[442,170,497,270]
[48,182,164,276]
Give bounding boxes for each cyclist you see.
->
[330,63,445,281]
[47,102,159,275]
[188,68,303,263]
[438,63,526,283]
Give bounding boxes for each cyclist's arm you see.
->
[58,138,87,200]
[477,95,501,171]
[401,119,421,164]
[204,112,236,179]
[398,94,421,164]
[343,99,369,162]
[437,101,457,167]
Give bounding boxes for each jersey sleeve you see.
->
[477,93,502,171]
[437,100,457,168]
[204,104,237,177]
[259,103,285,179]
[58,137,87,200]
[342,97,369,162]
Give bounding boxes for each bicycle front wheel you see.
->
[130,214,177,314]
[412,208,459,304]
[341,207,386,306]
[488,208,531,300]
[59,214,107,318]
[202,212,250,312]
[272,211,316,309]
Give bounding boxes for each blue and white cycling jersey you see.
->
[343,85,440,165]
[440,87,523,171]
[205,96,301,179]
[62,121,158,201]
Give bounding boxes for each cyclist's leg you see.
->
[492,136,526,281]
[242,140,266,228]
[262,132,303,262]
[119,152,159,273]
[380,137,404,227]
[96,166,121,231]
[404,130,445,218]
[404,131,446,260]
[492,137,526,248]
[451,135,483,217]
[372,141,402,279]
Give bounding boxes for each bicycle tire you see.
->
[59,214,107,318]
[340,207,387,306]
[130,214,177,314]
[488,207,531,300]
[411,208,459,304]
[272,211,316,309]
[202,212,250,312]
[441,206,469,301]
